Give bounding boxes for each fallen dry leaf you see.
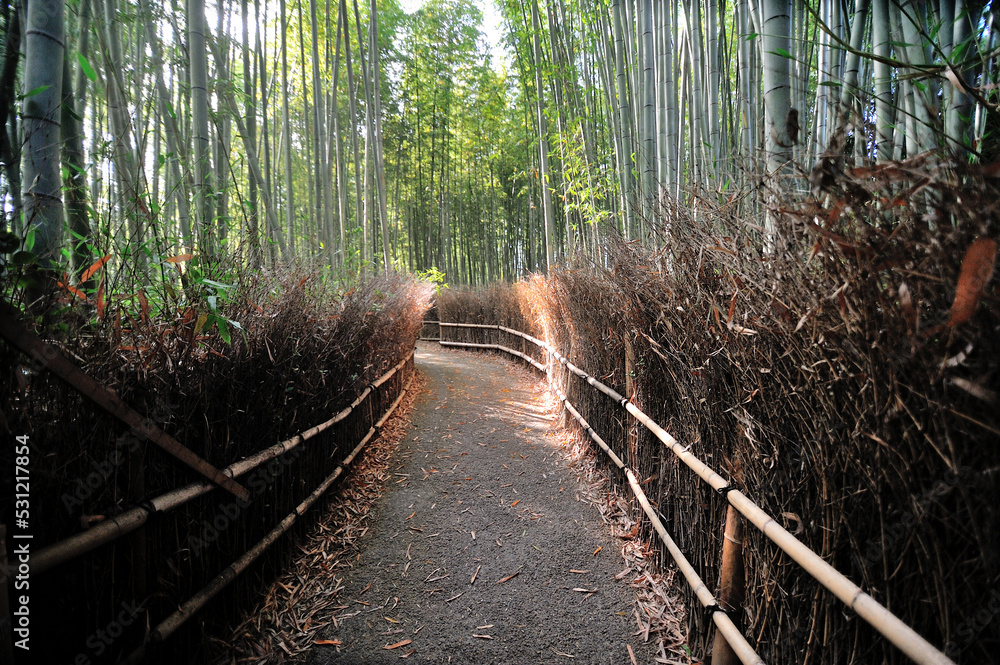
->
[496,570,520,584]
[946,237,997,330]
[314,639,342,646]
[384,639,412,650]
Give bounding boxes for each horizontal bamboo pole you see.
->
[439,340,497,350]
[32,350,414,574]
[439,339,546,373]
[624,468,764,665]
[445,323,957,665]
[438,321,498,329]
[125,373,413,661]
[551,383,763,665]
[498,344,546,372]
[559,393,626,470]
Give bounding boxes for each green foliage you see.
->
[19,85,50,100]
[77,53,97,82]
[184,261,244,345]
[416,265,449,292]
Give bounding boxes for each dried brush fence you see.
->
[439,322,947,665]
[436,162,998,665]
[1,272,431,664]
[419,303,441,341]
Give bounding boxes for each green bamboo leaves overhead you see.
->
[2,0,998,290]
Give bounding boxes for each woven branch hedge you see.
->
[439,160,999,664]
[1,271,432,664]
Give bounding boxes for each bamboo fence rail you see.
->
[31,349,414,575]
[437,322,957,665]
[418,318,441,341]
[123,373,415,663]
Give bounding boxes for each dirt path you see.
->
[308,342,661,664]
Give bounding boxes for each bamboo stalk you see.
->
[31,350,414,574]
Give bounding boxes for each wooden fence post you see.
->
[712,504,746,665]
[624,336,638,464]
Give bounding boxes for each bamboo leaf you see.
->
[215,316,232,344]
[11,250,37,266]
[57,279,87,301]
[20,85,50,99]
[80,254,112,283]
[138,290,149,325]
[946,238,997,329]
[200,278,234,290]
[77,53,98,82]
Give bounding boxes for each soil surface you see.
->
[308,342,659,665]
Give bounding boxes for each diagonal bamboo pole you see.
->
[30,350,413,574]
[0,302,248,501]
[123,372,414,662]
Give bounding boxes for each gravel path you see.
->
[309,342,659,664]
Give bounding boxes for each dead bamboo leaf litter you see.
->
[211,372,428,664]
[216,344,676,664]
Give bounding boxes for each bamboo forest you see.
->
[2,0,999,663]
[4,0,996,283]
